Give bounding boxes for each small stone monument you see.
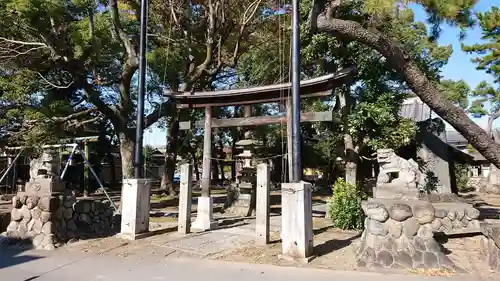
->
[25,150,64,194]
[226,132,261,217]
[375,148,421,200]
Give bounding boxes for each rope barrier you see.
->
[208,153,287,162]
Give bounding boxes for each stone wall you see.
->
[357,199,479,271]
[2,192,116,249]
[480,223,500,271]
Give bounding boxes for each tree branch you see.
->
[313,9,500,168]
[0,37,47,47]
[51,108,97,123]
[37,72,74,89]
[144,101,174,128]
[109,0,137,59]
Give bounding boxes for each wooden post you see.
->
[244,105,251,118]
[286,99,293,182]
[178,163,193,234]
[256,163,270,245]
[201,106,212,197]
[192,106,217,230]
[84,141,90,197]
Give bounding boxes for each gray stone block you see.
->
[376,250,394,268]
[367,219,388,236]
[413,204,435,224]
[403,218,420,237]
[388,204,412,221]
[423,252,439,268]
[363,202,389,222]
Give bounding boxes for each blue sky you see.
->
[144,0,496,147]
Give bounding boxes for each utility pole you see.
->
[134,0,148,178]
[291,0,301,182]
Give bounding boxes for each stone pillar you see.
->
[178,164,193,235]
[256,164,270,245]
[479,223,500,271]
[280,182,314,262]
[192,106,217,231]
[119,179,151,240]
[417,131,451,193]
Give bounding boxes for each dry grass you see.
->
[407,268,455,277]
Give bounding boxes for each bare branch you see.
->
[51,108,97,123]
[37,72,74,89]
[0,46,47,59]
[65,116,102,129]
[0,37,47,47]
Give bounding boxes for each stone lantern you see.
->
[226,132,262,217]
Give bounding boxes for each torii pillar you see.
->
[192,106,218,230]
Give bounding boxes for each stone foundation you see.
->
[480,223,500,271]
[356,199,472,271]
[2,192,116,249]
[225,184,256,217]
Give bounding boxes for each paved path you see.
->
[0,248,469,281]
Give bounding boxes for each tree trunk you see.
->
[160,116,179,195]
[108,152,118,189]
[190,149,200,181]
[314,11,500,169]
[118,132,134,180]
[231,139,237,181]
[218,133,225,182]
[338,90,358,186]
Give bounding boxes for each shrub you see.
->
[454,163,470,192]
[327,178,367,230]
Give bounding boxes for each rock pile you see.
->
[356,199,479,271]
[2,192,116,250]
[480,223,500,271]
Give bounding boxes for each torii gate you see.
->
[163,66,356,231]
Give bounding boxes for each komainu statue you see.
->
[29,150,61,180]
[25,150,64,194]
[375,148,421,199]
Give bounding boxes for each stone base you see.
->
[119,179,151,239]
[281,182,314,261]
[480,223,500,271]
[278,254,316,263]
[374,186,419,200]
[225,186,256,217]
[2,192,116,250]
[25,178,64,194]
[192,197,218,231]
[357,199,463,271]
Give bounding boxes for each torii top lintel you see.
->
[163,66,356,108]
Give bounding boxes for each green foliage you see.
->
[422,171,439,194]
[348,93,417,151]
[439,79,470,109]
[454,163,470,192]
[462,6,500,82]
[328,178,367,230]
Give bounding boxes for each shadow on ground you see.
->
[0,238,43,270]
[314,232,361,257]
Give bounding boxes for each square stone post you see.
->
[192,106,217,231]
[119,179,151,240]
[178,164,193,234]
[280,181,314,262]
[256,163,270,245]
